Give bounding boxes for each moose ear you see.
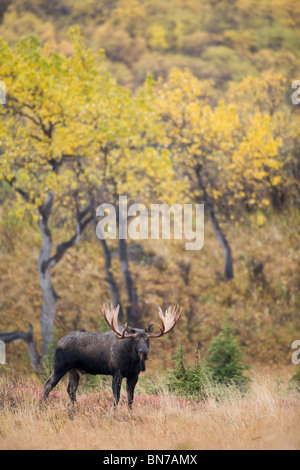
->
[145,324,155,334]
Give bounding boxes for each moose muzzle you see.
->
[139,344,149,362]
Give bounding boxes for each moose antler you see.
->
[147,305,182,338]
[99,303,137,339]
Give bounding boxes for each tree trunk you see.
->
[94,212,123,317]
[37,194,58,356]
[194,164,234,280]
[38,266,58,357]
[9,186,94,366]
[208,204,234,280]
[99,237,124,319]
[118,237,139,325]
[37,193,94,356]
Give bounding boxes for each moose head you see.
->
[100,303,182,370]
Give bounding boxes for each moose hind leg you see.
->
[67,369,80,403]
[43,368,67,400]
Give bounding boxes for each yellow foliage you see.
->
[155,68,284,220]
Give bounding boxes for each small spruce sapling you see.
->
[206,316,251,387]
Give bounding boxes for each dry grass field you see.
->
[0,368,299,450]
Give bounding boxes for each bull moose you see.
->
[43,303,181,407]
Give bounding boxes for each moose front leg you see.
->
[126,375,139,410]
[112,372,123,407]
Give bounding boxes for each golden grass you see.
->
[0,369,299,450]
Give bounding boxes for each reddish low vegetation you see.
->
[0,369,299,450]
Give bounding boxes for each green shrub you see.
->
[206,317,251,387]
[166,344,211,399]
[290,367,300,392]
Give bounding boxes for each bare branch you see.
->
[0,324,42,372]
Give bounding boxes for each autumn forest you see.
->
[0,0,299,368]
